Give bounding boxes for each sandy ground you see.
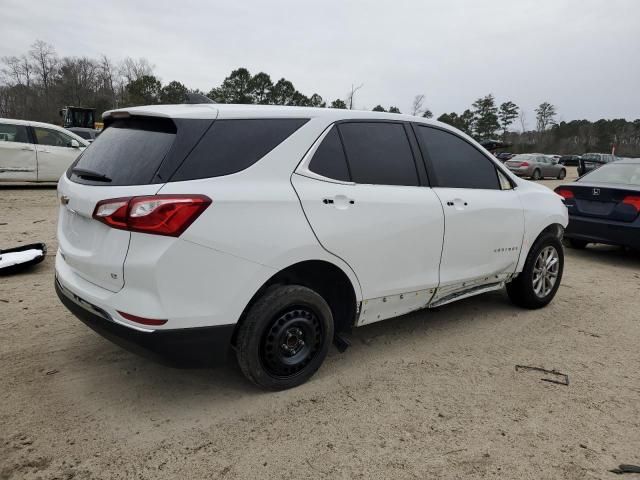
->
[1,169,639,479]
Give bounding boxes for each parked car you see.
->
[559,155,581,166]
[0,118,88,182]
[556,158,640,250]
[577,153,617,176]
[547,154,561,164]
[495,152,514,162]
[55,105,568,390]
[505,154,567,180]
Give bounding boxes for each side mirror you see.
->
[70,139,80,149]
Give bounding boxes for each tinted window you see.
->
[70,117,176,185]
[308,127,350,181]
[338,122,418,186]
[581,163,640,185]
[416,126,500,189]
[34,127,75,147]
[172,118,308,181]
[0,123,30,143]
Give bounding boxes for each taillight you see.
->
[622,195,640,212]
[93,195,211,237]
[554,188,574,199]
[520,162,529,167]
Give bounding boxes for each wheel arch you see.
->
[516,221,565,272]
[232,259,360,345]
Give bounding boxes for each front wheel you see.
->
[507,234,564,309]
[235,285,334,390]
[557,169,566,179]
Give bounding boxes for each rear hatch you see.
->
[57,112,215,292]
[556,184,640,223]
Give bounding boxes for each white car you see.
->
[0,118,88,182]
[55,105,568,390]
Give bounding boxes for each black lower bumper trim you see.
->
[55,279,235,367]
[565,215,640,250]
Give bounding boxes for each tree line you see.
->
[2,40,639,156]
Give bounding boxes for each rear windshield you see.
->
[68,117,308,185]
[69,117,176,185]
[580,163,640,186]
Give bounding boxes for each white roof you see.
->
[103,103,442,126]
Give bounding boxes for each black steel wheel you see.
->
[235,285,333,390]
[260,306,323,378]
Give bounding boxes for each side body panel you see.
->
[431,187,524,302]
[36,144,84,181]
[0,136,37,181]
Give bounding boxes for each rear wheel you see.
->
[532,169,542,180]
[567,238,588,249]
[557,169,566,179]
[235,285,333,390]
[507,234,564,309]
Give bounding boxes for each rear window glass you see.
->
[171,118,308,182]
[580,163,640,186]
[338,122,418,186]
[308,127,350,181]
[69,117,176,185]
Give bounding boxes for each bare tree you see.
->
[29,40,58,97]
[1,55,32,86]
[346,83,363,110]
[519,110,528,133]
[411,94,425,116]
[119,57,154,84]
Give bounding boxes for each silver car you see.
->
[505,154,566,180]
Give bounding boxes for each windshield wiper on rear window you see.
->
[71,167,112,182]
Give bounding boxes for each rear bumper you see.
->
[565,214,640,249]
[55,277,235,367]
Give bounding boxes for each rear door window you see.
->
[415,125,500,189]
[171,118,308,181]
[308,127,350,181]
[0,123,30,144]
[69,116,176,185]
[337,122,418,186]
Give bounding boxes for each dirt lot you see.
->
[1,169,639,479]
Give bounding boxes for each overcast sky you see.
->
[2,0,638,123]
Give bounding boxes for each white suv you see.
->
[55,105,568,390]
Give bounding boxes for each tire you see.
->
[507,233,564,309]
[557,169,566,180]
[235,284,334,390]
[568,238,588,249]
[532,169,542,180]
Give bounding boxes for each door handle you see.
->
[323,196,355,208]
[447,199,468,208]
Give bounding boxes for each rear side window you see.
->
[0,123,30,143]
[171,118,308,181]
[415,126,500,189]
[308,127,350,181]
[338,122,418,186]
[70,117,176,185]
